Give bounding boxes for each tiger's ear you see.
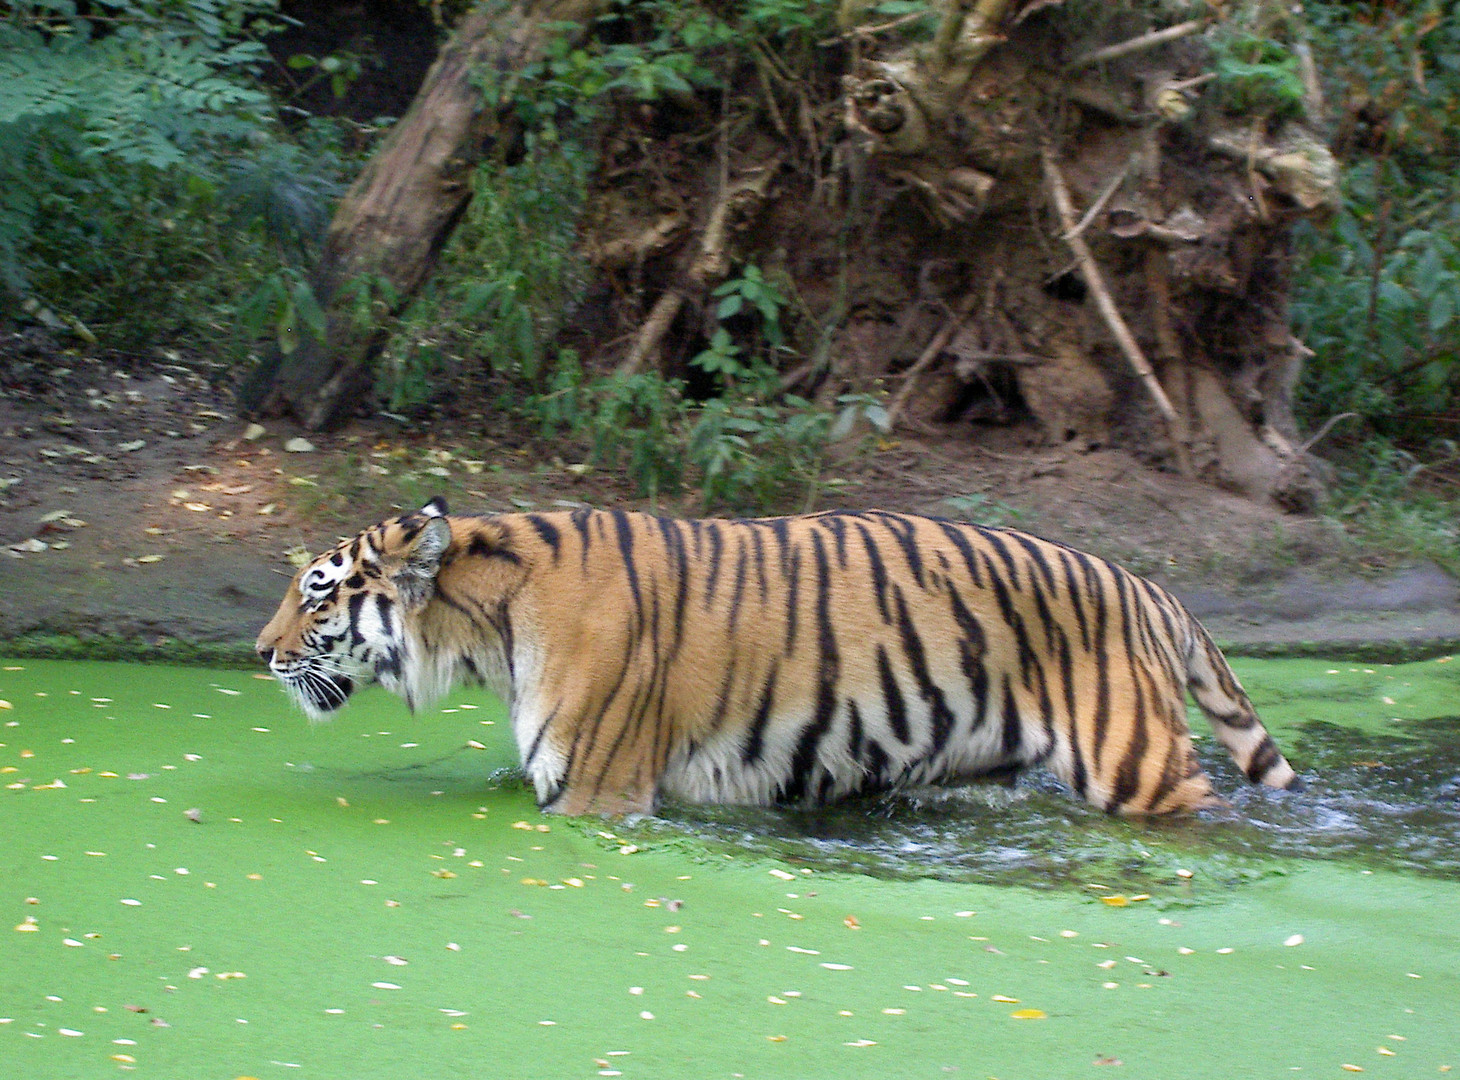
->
[421,496,449,517]
[394,515,451,611]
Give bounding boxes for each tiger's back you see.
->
[258,502,1297,816]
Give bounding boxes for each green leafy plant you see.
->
[1294,2,1460,447]
[691,263,792,391]
[586,372,689,504]
[941,492,1025,528]
[1211,33,1306,120]
[1292,0,1460,548]
[0,0,352,350]
[236,267,326,356]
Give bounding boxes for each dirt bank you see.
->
[1,346,1455,657]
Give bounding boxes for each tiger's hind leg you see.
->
[1049,725,1225,815]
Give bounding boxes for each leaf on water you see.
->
[1100,895,1129,907]
[1010,1009,1047,1020]
[843,915,861,930]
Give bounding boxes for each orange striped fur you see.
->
[257,498,1297,815]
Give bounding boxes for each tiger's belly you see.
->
[656,694,1033,807]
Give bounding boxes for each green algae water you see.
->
[2,656,1457,1079]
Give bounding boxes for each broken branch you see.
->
[1041,145,1192,474]
[1065,19,1206,71]
[886,289,982,429]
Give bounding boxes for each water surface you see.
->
[1,656,1456,1079]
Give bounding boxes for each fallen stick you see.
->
[1040,145,1192,473]
[886,291,981,430]
[1065,19,1206,71]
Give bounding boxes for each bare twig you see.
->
[818,9,926,46]
[886,289,981,429]
[1065,19,1206,70]
[1041,144,1192,474]
[1166,72,1217,94]
[1062,157,1132,241]
[1297,412,1358,456]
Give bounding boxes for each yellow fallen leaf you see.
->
[1100,895,1130,907]
[992,995,1019,1003]
[136,554,165,564]
[432,870,457,879]
[1010,1009,1047,1020]
[15,921,39,932]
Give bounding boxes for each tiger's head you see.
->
[256,497,454,719]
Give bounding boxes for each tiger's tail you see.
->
[1185,622,1298,791]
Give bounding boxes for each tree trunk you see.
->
[239,0,606,430]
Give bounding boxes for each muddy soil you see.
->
[1,342,1455,653]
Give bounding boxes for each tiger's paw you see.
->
[540,785,658,818]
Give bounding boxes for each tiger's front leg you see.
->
[513,692,664,817]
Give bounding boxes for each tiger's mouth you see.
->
[277,666,357,719]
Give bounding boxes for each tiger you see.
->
[257,497,1298,816]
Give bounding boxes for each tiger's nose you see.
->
[257,644,275,664]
